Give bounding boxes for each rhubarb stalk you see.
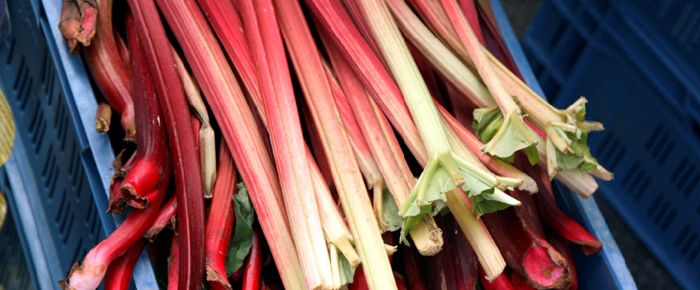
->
[410,0,610,183]
[143,196,177,241]
[173,51,217,199]
[528,165,602,253]
[349,0,520,279]
[127,0,205,287]
[204,144,237,290]
[60,176,168,289]
[168,236,179,290]
[240,1,333,288]
[104,240,145,290]
[482,203,571,288]
[325,47,442,255]
[480,270,515,290]
[197,1,360,284]
[241,231,263,290]
[59,0,97,51]
[119,15,169,209]
[277,0,396,288]
[80,0,135,140]
[153,0,305,288]
[439,0,539,160]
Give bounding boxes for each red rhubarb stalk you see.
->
[119,13,169,209]
[127,0,205,288]
[173,51,217,199]
[550,236,579,290]
[168,236,179,290]
[82,0,135,140]
[530,165,602,253]
[241,231,263,290]
[153,0,304,288]
[60,176,168,289]
[205,145,237,290]
[104,240,145,290]
[446,217,479,290]
[241,1,332,287]
[109,151,137,214]
[482,204,571,288]
[402,247,429,290]
[511,271,536,290]
[143,196,177,241]
[115,31,129,69]
[480,269,515,290]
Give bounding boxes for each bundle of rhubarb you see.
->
[58,0,611,289]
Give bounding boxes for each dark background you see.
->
[500,1,682,289]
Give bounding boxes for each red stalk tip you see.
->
[205,145,237,290]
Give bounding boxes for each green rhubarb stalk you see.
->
[309,158,361,289]
[352,0,518,279]
[239,0,333,288]
[408,0,610,183]
[325,46,443,256]
[327,67,391,231]
[387,0,494,108]
[275,0,396,288]
[439,0,539,161]
[486,53,612,180]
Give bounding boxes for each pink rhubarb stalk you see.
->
[240,1,332,287]
[197,2,359,285]
[278,0,396,288]
[153,0,305,288]
[205,145,237,290]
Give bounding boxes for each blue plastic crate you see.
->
[0,0,632,289]
[522,0,700,289]
[0,0,158,288]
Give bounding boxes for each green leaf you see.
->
[472,107,503,142]
[225,183,256,275]
[482,112,539,159]
[467,188,519,215]
[399,153,520,243]
[381,189,403,232]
